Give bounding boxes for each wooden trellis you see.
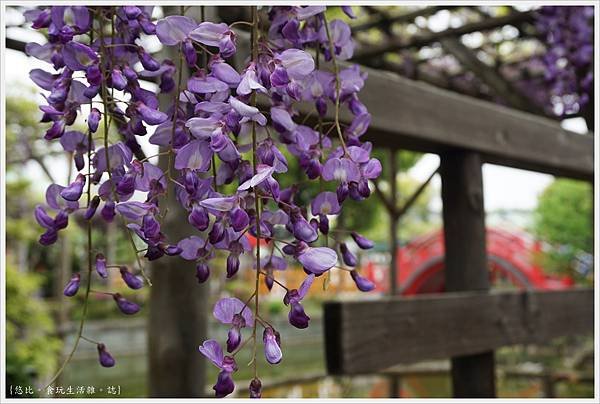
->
[321,63,594,397]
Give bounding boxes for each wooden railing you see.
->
[322,62,594,397]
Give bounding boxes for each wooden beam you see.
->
[388,148,400,295]
[322,64,593,181]
[441,151,495,397]
[353,11,534,61]
[6,37,27,53]
[323,288,594,375]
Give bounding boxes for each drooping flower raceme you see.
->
[27,5,380,397]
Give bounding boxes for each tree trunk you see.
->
[147,6,211,397]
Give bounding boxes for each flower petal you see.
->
[156,15,197,46]
[213,297,254,325]
[198,339,224,368]
[177,236,205,260]
[238,164,275,191]
[297,247,338,275]
[174,140,212,171]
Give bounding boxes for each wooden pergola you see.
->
[5,5,594,398]
[346,5,594,129]
[317,6,594,398]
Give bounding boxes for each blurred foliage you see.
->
[5,95,46,245]
[358,149,437,243]
[6,94,140,308]
[533,179,593,280]
[5,179,39,244]
[6,261,62,395]
[6,94,42,170]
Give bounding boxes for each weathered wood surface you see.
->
[441,152,488,293]
[323,288,594,375]
[342,65,593,181]
[441,151,496,397]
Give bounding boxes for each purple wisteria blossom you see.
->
[189,22,236,58]
[263,327,282,364]
[28,5,380,395]
[198,340,238,397]
[63,273,80,297]
[213,297,254,352]
[283,274,315,329]
[95,254,108,278]
[113,293,140,315]
[97,343,116,368]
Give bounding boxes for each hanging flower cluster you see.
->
[535,6,594,116]
[26,5,379,397]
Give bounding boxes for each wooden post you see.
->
[441,151,496,397]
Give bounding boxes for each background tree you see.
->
[6,262,62,396]
[533,179,593,280]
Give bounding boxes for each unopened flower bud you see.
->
[120,266,143,289]
[84,195,101,220]
[196,262,210,283]
[249,378,262,398]
[97,343,115,367]
[113,293,140,315]
[63,273,80,297]
[95,253,108,278]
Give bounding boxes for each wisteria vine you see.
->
[26,5,379,398]
[535,6,594,116]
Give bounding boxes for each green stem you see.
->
[98,10,150,285]
[165,45,185,206]
[250,5,261,380]
[315,38,329,250]
[43,12,98,391]
[322,14,349,157]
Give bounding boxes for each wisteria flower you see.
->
[62,41,98,71]
[296,244,338,275]
[156,15,197,46]
[229,96,267,125]
[63,273,80,297]
[213,297,254,352]
[199,340,238,397]
[174,140,213,171]
[97,343,116,368]
[263,327,282,364]
[351,270,376,292]
[27,5,380,388]
[311,191,341,215]
[283,274,315,329]
[190,22,236,58]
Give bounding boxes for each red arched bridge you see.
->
[364,227,574,295]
